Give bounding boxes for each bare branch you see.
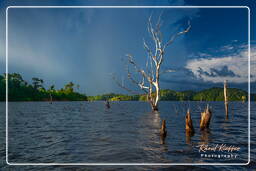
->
[156,10,163,32]
[126,65,149,94]
[143,38,153,57]
[148,16,159,58]
[164,21,191,50]
[126,54,152,83]
[143,38,155,79]
[155,10,164,44]
[160,69,176,75]
[111,73,140,94]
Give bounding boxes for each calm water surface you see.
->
[0,101,255,170]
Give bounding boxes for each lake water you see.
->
[0,101,255,170]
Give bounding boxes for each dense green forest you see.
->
[88,88,254,102]
[0,73,87,101]
[0,73,254,101]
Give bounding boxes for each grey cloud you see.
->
[197,66,238,78]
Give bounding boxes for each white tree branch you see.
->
[111,73,140,94]
[126,54,152,83]
[160,69,176,75]
[164,21,191,50]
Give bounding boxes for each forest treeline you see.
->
[88,88,254,102]
[0,73,254,102]
[0,73,87,101]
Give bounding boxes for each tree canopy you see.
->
[0,73,87,101]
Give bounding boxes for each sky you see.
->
[0,0,255,95]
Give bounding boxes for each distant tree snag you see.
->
[49,93,53,104]
[114,14,191,111]
[105,100,110,109]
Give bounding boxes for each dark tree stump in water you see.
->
[105,100,110,109]
[185,109,194,136]
[200,105,212,130]
[49,93,53,104]
[160,120,167,144]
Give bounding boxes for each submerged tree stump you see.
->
[200,105,212,130]
[105,100,110,109]
[160,119,167,144]
[185,109,194,136]
[49,93,53,104]
[242,95,246,103]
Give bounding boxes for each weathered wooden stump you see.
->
[160,119,167,144]
[185,109,194,136]
[200,105,212,130]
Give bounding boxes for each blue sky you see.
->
[0,0,255,95]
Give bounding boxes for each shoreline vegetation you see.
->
[0,73,254,102]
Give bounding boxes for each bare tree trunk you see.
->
[224,80,228,118]
[153,81,160,111]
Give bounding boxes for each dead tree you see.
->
[200,104,212,130]
[224,80,229,118]
[113,14,191,111]
[185,109,194,136]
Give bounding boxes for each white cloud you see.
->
[185,44,256,83]
[221,45,234,51]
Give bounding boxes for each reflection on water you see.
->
[0,101,253,170]
[199,129,211,144]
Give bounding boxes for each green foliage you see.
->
[139,94,148,101]
[192,87,248,101]
[88,93,139,101]
[160,89,178,100]
[159,89,196,101]
[64,81,74,93]
[0,73,87,101]
[32,77,44,89]
[0,75,5,101]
